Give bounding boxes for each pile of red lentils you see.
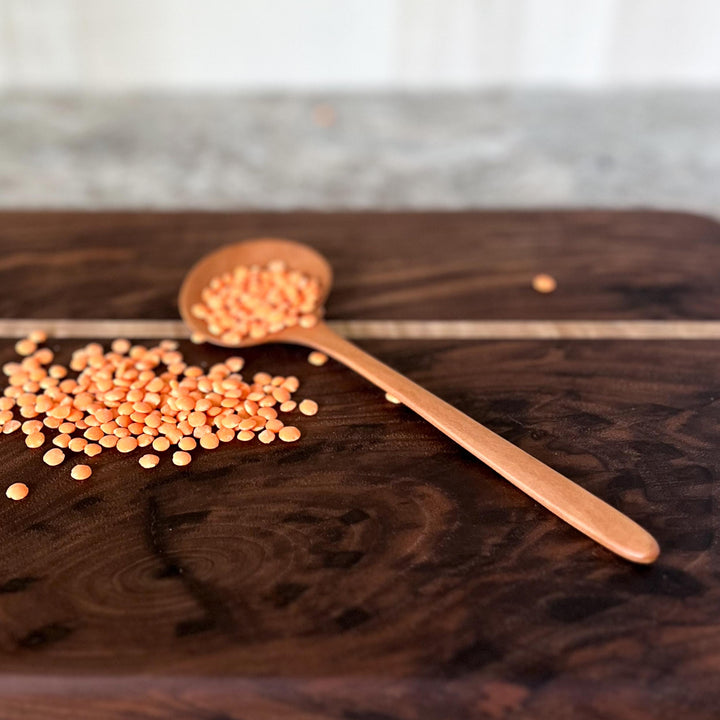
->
[190,260,321,344]
[1,330,320,501]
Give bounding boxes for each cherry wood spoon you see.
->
[179,238,660,564]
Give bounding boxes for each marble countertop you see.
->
[1,90,718,217]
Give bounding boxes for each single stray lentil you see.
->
[532,273,557,294]
[71,464,92,481]
[6,482,28,500]
[299,399,318,416]
[308,351,328,367]
[139,454,160,469]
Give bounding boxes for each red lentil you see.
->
[139,454,160,469]
[15,339,37,356]
[299,399,318,416]
[191,261,322,343]
[172,450,191,466]
[1,332,317,496]
[6,482,29,500]
[199,433,219,450]
[3,420,21,434]
[25,431,45,449]
[43,448,65,466]
[68,437,88,453]
[258,429,275,444]
[308,351,328,367]
[532,273,557,294]
[71,464,92,481]
[117,437,138,453]
[278,426,301,442]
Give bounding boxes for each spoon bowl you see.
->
[177,237,659,564]
[178,238,333,348]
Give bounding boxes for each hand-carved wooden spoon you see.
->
[179,238,660,564]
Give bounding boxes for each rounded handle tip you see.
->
[622,533,661,565]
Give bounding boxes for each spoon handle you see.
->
[302,322,659,564]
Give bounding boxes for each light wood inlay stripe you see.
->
[0,319,719,340]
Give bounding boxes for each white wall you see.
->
[2,0,720,91]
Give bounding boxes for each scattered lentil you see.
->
[117,437,138,453]
[21,420,43,434]
[25,431,45,448]
[278,426,301,442]
[199,433,219,450]
[178,436,197,451]
[15,339,36,356]
[172,450,191,466]
[308,351,328,367]
[532,273,557,294]
[3,420,21,434]
[43,448,65,466]
[258,429,276,444]
[137,434,153,448]
[71,464,92,481]
[49,365,67,379]
[299,399,318,416]
[83,425,105,442]
[152,436,170,452]
[28,330,47,344]
[385,392,401,404]
[68,437,88,453]
[111,338,131,354]
[1,332,318,495]
[139,454,160,469]
[6,482,28,500]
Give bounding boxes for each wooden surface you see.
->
[0,211,718,719]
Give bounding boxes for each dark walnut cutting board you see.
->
[0,211,718,720]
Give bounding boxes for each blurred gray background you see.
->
[1,0,719,215]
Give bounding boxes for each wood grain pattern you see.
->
[0,211,718,718]
[0,210,718,321]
